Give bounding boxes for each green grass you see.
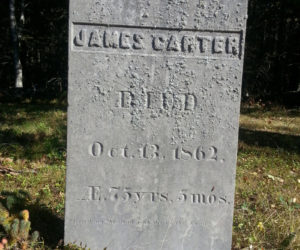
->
[0,102,66,248]
[0,102,299,249]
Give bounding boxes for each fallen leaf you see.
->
[0,157,13,164]
[0,166,36,176]
[266,174,284,183]
[257,222,264,231]
[0,166,20,176]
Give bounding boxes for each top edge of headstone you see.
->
[69,0,248,31]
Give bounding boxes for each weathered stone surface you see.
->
[65,1,248,249]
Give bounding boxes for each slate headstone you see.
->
[65,1,248,249]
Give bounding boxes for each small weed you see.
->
[0,199,41,249]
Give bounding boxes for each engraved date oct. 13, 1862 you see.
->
[88,141,225,163]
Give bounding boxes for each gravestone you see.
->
[65,1,248,249]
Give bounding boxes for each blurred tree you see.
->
[243,0,300,103]
[9,0,23,88]
[0,0,68,97]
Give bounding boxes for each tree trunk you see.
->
[9,0,23,88]
[20,0,25,25]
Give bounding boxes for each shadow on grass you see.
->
[239,128,300,153]
[29,203,64,248]
[0,190,64,248]
[0,103,67,162]
[240,106,300,118]
[0,128,66,162]
[0,103,66,120]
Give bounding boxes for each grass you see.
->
[0,102,299,249]
[234,106,300,249]
[0,102,66,248]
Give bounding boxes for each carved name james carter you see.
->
[72,23,242,59]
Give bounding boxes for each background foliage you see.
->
[0,0,300,101]
[244,0,300,102]
[0,0,68,97]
